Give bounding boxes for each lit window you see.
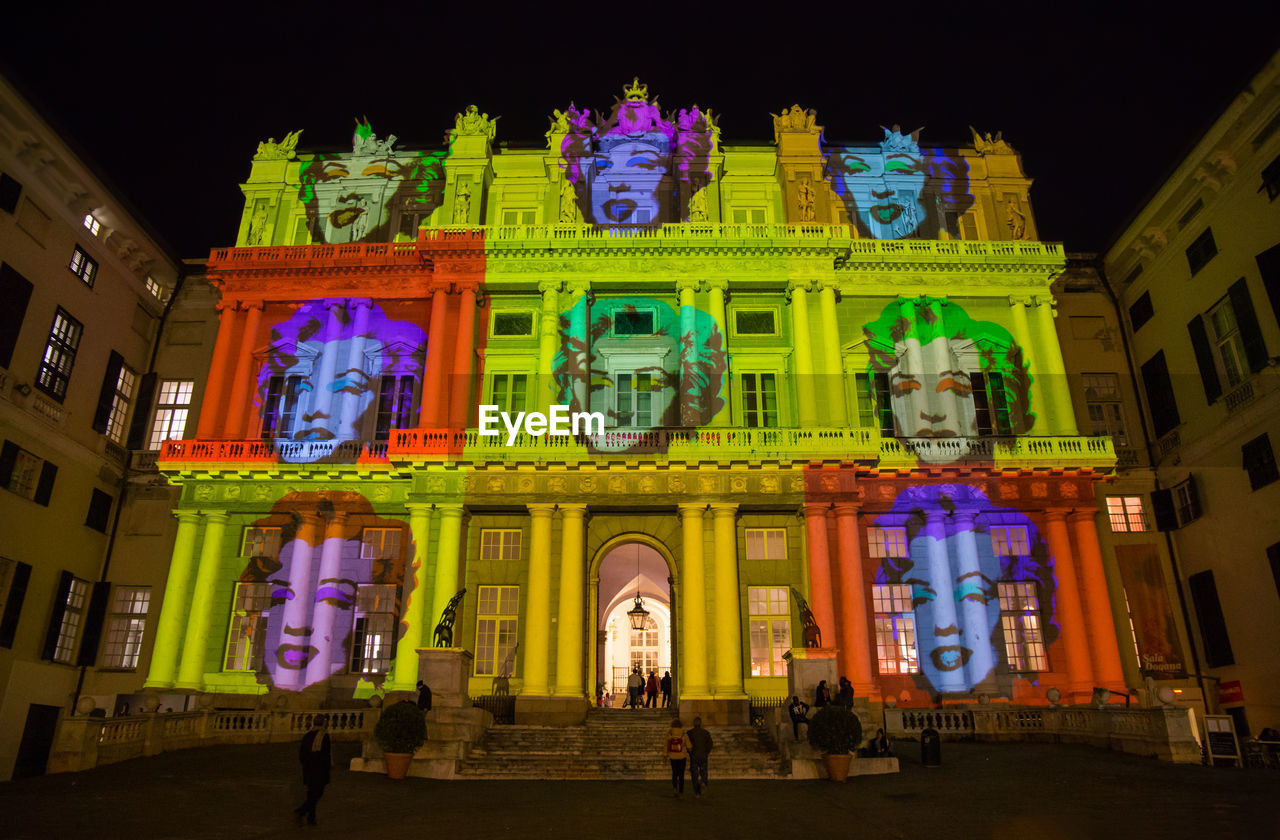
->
[51,576,91,664]
[104,363,137,444]
[224,582,270,671]
[489,373,528,414]
[36,307,83,402]
[990,525,1031,556]
[374,375,416,440]
[144,276,164,300]
[82,213,101,236]
[351,584,397,675]
[1208,297,1249,389]
[360,528,403,561]
[1106,496,1148,532]
[149,380,194,449]
[873,583,919,674]
[3,442,52,502]
[867,527,907,559]
[69,245,98,286]
[242,526,282,558]
[101,586,150,670]
[741,373,779,428]
[475,585,519,676]
[630,614,661,676]
[480,529,521,561]
[615,373,654,428]
[745,528,786,561]
[998,582,1048,672]
[748,586,790,677]
[1083,373,1128,446]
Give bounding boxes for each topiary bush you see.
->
[807,705,863,755]
[374,700,427,754]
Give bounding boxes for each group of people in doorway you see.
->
[614,667,672,709]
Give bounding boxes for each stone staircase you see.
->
[455,708,790,780]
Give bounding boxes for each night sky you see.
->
[3,5,1277,261]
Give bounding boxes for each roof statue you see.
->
[254,129,303,161]
[623,76,649,102]
[352,117,397,156]
[880,124,923,154]
[451,105,499,142]
[969,125,1015,154]
[771,105,820,143]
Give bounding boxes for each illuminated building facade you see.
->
[144,81,1131,724]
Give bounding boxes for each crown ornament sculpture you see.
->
[880,124,923,155]
[623,77,649,102]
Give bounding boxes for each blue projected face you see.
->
[827,148,929,239]
[584,139,668,225]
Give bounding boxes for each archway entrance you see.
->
[594,540,675,707]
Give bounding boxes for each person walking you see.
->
[660,670,673,708]
[294,714,331,827]
[664,718,691,797]
[645,671,659,708]
[788,696,811,742]
[628,667,644,710]
[686,716,713,798]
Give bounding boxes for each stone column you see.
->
[196,303,238,438]
[803,503,837,651]
[952,511,996,690]
[390,503,434,689]
[449,286,478,428]
[923,508,966,694]
[711,503,745,698]
[222,301,263,439]
[305,512,349,688]
[1033,296,1077,435]
[706,281,730,426]
[430,505,465,639]
[678,504,710,698]
[818,281,848,427]
[1070,508,1127,691]
[677,278,701,426]
[832,504,873,693]
[523,504,555,695]
[563,283,590,415]
[788,280,818,428]
[144,510,202,688]
[337,299,371,434]
[419,287,450,428]
[554,505,587,697]
[175,511,229,690]
[1007,295,1045,433]
[1043,508,1094,694]
[536,281,562,415]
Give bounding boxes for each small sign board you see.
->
[1218,680,1244,705]
[1205,715,1241,767]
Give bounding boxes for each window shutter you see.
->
[92,351,125,434]
[0,561,32,648]
[1186,316,1222,403]
[1188,570,1234,668]
[33,461,57,506]
[0,173,20,214]
[40,571,74,661]
[0,263,34,369]
[76,581,111,667]
[1139,351,1181,438]
[1185,474,1203,522]
[125,372,158,451]
[1228,278,1269,373]
[1257,243,1280,332]
[1151,488,1177,531]
[0,440,17,487]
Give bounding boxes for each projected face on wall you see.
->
[256,300,428,463]
[873,484,1056,696]
[240,493,409,691]
[863,297,1033,463]
[826,126,972,240]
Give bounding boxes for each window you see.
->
[374,375,416,440]
[489,373,528,415]
[615,372,654,427]
[943,210,978,239]
[1188,570,1233,668]
[1186,228,1217,276]
[1242,433,1279,491]
[873,584,919,674]
[867,527,907,559]
[82,213,102,236]
[361,528,403,561]
[85,489,113,533]
[0,441,57,505]
[613,309,655,336]
[745,528,786,561]
[36,308,83,402]
[351,584,397,675]
[730,208,767,224]
[69,245,98,287]
[500,209,536,225]
[1123,264,1144,287]
[1176,199,1203,230]
[1083,373,1128,446]
[224,582,271,671]
[260,374,304,439]
[972,372,1013,436]
[1261,155,1280,201]
[242,526,282,559]
[998,582,1048,672]
[740,372,779,428]
[101,587,149,670]
[149,380,194,449]
[855,372,893,435]
[733,310,777,336]
[1106,496,1148,532]
[49,574,90,664]
[1152,476,1202,531]
[990,526,1030,557]
[1208,297,1249,389]
[1139,351,1181,438]
[1128,291,1154,332]
[492,311,534,337]
[144,276,164,300]
[475,585,519,676]
[0,173,20,214]
[630,615,660,676]
[99,356,137,443]
[0,263,34,368]
[748,586,791,677]
[480,529,521,561]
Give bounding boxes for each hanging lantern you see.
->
[627,596,650,631]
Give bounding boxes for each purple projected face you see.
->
[591,140,666,224]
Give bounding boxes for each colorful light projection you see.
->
[825,126,973,240]
[558,79,715,227]
[238,493,412,691]
[872,484,1057,695]
[552,295,727,450]
[255,299,428,463]
[297,120,446,243]
[862,297,1034,463]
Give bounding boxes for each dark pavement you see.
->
[1,739,1274,839]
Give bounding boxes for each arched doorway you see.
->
[593,539,675,706]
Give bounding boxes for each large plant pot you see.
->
[384,752,413,779]
[823,753,853,782]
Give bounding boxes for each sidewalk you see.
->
[1,739,1273,838]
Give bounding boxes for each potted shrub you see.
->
[374,700,427,779]
[807,705,863,782]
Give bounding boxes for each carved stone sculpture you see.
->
[254,129,303,161]
[451,105,498,142]
[969,126,1015,155]
[248,205,268,245]
[433,589,467,647]
[771,105,820,143]
[792,588,822,648]
[796,176,816,222]
[1005,197,1027,240]
[688,178,709,222]
[558,177,576,223]
[453,181,471,224]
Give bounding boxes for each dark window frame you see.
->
[1186,228,1218,276]
[35,307,83,403]
[68,245,98,287]
[1129,291,1154,332]
[1242,433,1279,491]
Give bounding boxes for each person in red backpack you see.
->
[645,671,659,708]
[663,718,691,797]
